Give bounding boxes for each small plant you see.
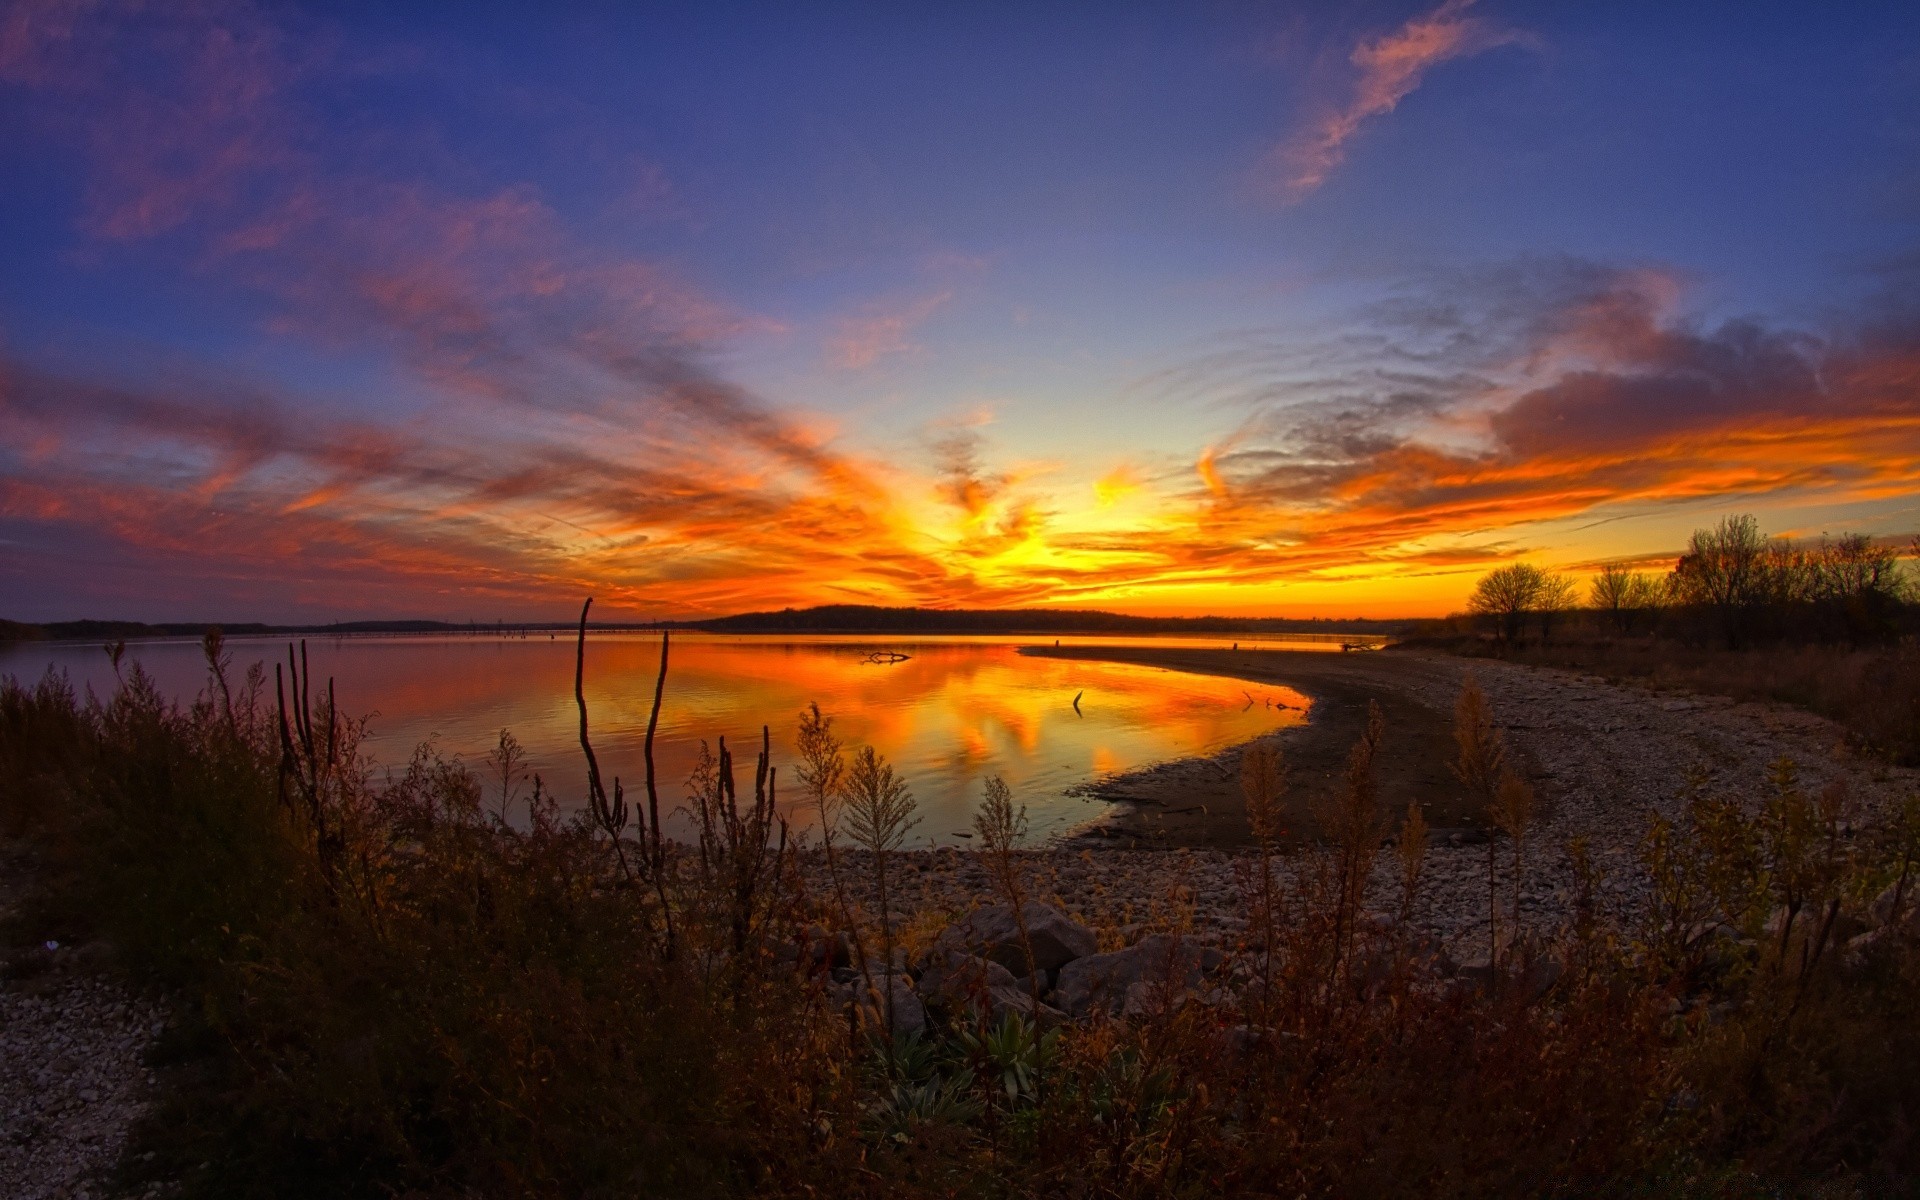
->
[1239,737,1286,1014]
[484,727,527,823]
[1395,800,1428,925]
[1488,768,1535,943]
[844,744,918,1031]
[957,1011,1058,1110]
[974,775,1044,1011]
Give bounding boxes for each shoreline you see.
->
[921,646,1920,954]
[1025,645,1505,850]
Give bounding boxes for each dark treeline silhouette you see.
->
[1430,515,1917,652]
[4,606,1414,644]
[679,604,1409,636]
[1416,514,1920,762]
[0,618,521,642]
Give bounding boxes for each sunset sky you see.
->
[2,1,1917,622]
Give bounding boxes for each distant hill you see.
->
[0,618,475,643]
[673,604,1411,636]
[3,605,1415,643]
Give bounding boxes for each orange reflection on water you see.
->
[2,633,1314,843]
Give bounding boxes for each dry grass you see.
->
[3,622,1920,1196]
[1416,628,1920,765]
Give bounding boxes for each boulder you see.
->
[986,985,1065,1024]
[919,951,1017,1004]
[1121,979,1194,1021]
[933,902,1097,975]
[1869,882,1910,927]
[795,924,854,972]
[1445,952,1561,1003]
[1764,903,1867,959]
[854,974,926,1038]
[1054,934,1210,1017]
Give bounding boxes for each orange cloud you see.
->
[1271,0,1532,199]
[2,5,1915,622]
[1093,464,1139,507]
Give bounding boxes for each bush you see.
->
[6,637,1920,1195]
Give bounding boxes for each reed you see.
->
[4,611,1920,1195]
[973,774,1043,1015]
[842,743,918,1032]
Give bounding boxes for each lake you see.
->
[0,632,1328,843]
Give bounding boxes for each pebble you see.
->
[0,859,166,1200]
[819,655,1920,958]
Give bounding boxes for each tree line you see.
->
[1464,514,1915,649]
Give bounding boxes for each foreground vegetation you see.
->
[3,618,1920,1197]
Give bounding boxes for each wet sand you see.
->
[1023,646,1528,850]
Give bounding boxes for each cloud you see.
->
[9,254,1916,620]
[825,289,953,370]
[0,1,972,618]
[1270,0,1532,200]
[1093,464,1139,507]
[1142,260,1920,588]
[3,4,1914,621]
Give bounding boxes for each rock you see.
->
[1055,934,1210,1017]
[1690,924,1751,981]
[1514,952,1564,1003]
[797,925,854,972]
[918,951,1016,1004]
[1219,1024,1263,1059]
[933,902,1097,975]
[851,975,926,1038]
[1453,956,1496,993]
[1844,927,1892,972]
[1121,979,1190,1020]
[985,985,1064,1024]
[1869,882,1920,931]
[1763,903,1867,961]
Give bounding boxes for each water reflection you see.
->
[0,633,1316,843]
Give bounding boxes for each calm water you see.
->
[0,633,1328,843]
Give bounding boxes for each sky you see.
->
[1,0,1917,623]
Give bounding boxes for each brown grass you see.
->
[3,618,1920,1196]
[1416,628,1920,765]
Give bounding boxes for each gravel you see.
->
[0,866,165,1200]
[2,655,1911,1197]
[825,655,1920,957]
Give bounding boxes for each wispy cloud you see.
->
[1269,0,1532,200]
[825,289,953,370]
[2,2,1914,621]
[4,257,1918,618]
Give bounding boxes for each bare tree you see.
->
[1468,563,1545,646]
[1535,572,1579,641]
[1669,513,1769,648]
[1589,562,1660,634]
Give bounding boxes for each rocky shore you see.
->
[821,649,1920,958]
[0,853,166,1200]
[5,649,1915,1195]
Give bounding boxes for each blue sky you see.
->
[1,0,1917,621]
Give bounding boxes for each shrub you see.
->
[5,634,1920,1195]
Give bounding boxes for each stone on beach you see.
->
[932,902,1097,974]
[1054,933,1212,1017]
